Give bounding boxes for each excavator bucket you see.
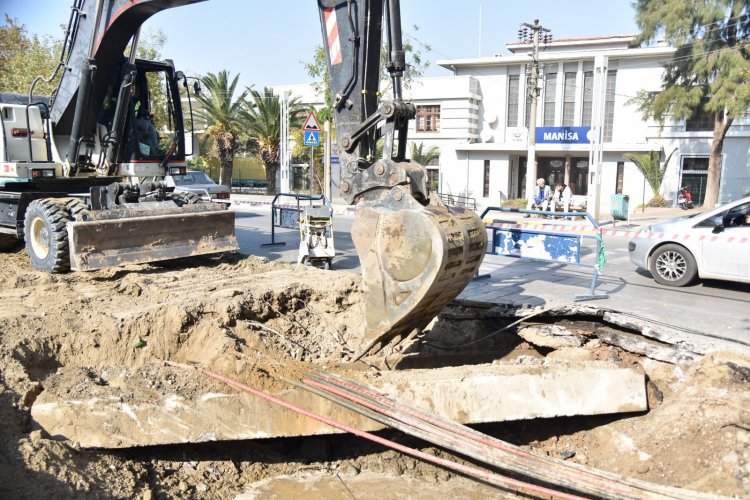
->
[351,191,486,359]
[67,204,238,271]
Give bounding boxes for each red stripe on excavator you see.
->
[95,0,148,53]
[325,7,342,65]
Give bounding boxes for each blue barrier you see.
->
[260,193,332,247]
[476,207,608,301]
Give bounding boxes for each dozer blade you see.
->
[352,191,486,359]
[67,204,238,271]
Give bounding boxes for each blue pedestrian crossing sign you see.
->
[304,131,320,146]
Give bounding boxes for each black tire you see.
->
[23,198,74,273]
[168,191,202,207]
[649,244,698,287]
[0,233,18,251]
[323,259,332,270]
[65,197,91,221]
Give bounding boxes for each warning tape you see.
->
[483,221,750,244]
[232,199,355,215]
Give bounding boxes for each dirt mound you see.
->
[0,249,366,499]
[1,246,749,498]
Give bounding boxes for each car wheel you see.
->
[649,244,698,287]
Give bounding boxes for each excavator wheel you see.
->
[351,190,486,359]
[24,198,75,273]
[168,191,202,206]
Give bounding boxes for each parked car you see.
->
[142,171,231,206]
[629,196,750,286]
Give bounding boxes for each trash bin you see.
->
[610,194,630,220]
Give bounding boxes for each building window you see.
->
[483,160,490,198]
[581,71,594,127]
[615,161,624,194]
[543,73,557,127]
[507,75,520,127]
[416,105,440,132]
[426,168,439,192]
[686,109,715,132]
[562,72,576,127]
[603,70,617,142]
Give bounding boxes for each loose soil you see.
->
[0,245,748,499]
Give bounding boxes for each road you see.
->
[232,204,750,346]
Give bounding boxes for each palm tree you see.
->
[194,70,247,187]
[242,87,303,193]
[623,148,678,204]
[409,142,440,167]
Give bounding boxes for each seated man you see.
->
[131,86,160,154]
[524,178,552,217]
[551,182,573,219]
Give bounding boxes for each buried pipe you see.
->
[163,360,588,500]
[311,371,727,500]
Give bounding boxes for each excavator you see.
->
[0,0,485,357]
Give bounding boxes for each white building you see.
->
[275,34,750,211]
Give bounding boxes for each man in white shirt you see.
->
[552,182,573,219]
[525,178,552,217]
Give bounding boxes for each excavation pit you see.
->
[0,249,748,498]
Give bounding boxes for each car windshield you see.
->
[172,172,214,186]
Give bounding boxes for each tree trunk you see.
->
[704,114,732,207]
[216,133,235,188]
[261,146,279,194]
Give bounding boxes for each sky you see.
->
[2,0,640,92]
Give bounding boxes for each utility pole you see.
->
[519,20,551,201]
[279,91,290,193]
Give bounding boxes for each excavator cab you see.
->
[124,60,185,164]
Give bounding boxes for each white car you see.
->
[628,196,750,286]
[143,171,231,206]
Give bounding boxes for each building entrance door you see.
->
[680,156,710,206]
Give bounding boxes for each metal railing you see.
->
[476,206,609,300]
[260,193,332,248]
[438,192,477,211]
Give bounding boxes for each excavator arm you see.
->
[317,0,486,359]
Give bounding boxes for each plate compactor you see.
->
[297,205,335,270]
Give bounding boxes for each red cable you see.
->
[164,361,588,500]
[314,374,655,500]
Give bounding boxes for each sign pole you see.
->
[324,120,331,201]
[310,145,314,198]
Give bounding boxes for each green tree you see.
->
[194,71,247,187]
[0,15,61,96]
[408,141,440,166]
[630,0,750,206]
[623,149,678,204]
[242,87,303,193]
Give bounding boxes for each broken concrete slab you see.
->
[595,326,702,365]
[31,361,647,449]
[517,324,583,349]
